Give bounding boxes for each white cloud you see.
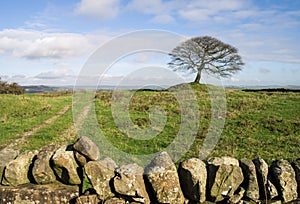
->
[230,77,240,82]
[35,69,75,79]
[0,29,109,59]
[150,14,175,24]
[24,21,47,29]
[127,0,181,24]
[178,0,246,22]
[133,53,149,63]
[127,0,165,15]
[3,72,77,86]
[75,0,121,20]
[259,68,271,74]
[179,9,211,21]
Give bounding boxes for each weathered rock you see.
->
[207,156,244,202]
[100,157,118,171]
[266,179,279,200]
[75,194,99,204]
[114,163,150,203]
[84,158,117,200]
[207,156,240,198]
[104,197,126,204]
[210,164,244,202]
[145,151,185,204]
[207,156,243,202]
[179,157,207,203]
[266,201,282,204]
[0,148,19,183]
[0,183,78,204]
[51,145,81,185]
[2,150,37,186]
[292,159,300,197]
[253,157,268,199]
[208,156,240,166]
[239,158,260,201]
[32,144,59,184]
[253,157,278,200]
[74,151,88,167]
[228,187,245,204]
[270,159,298,202]
[73,136,100,161]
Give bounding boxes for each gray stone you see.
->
[207,156,243,202]
[239,158,260,201]
[0,148,19,183]
[270,159,298,202]
[51,145,81,185]
[268,201,282,204]
[266,179,279,200]
[104,197,126,204]
[208,156,240,166]
[256,200,282,204]
[75,194,99,204]
[32,144,59,184]
[114,163,150,203]
[145,151,185,204]
[0,183,78,204]
[2,150,37,186]
[228,187,245,204]
[207,156,240,201]
[84,158,117,201]
[100,157,118,170]
[253,157,268,200]
[73,136,100,161]
[74,151,88,167]
[253,157,278,200]
[209,164,244,202]
[292,159,300,197]
[179,157,207,203]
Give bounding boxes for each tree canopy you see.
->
[0,77,25,95]
[168,36,244,83]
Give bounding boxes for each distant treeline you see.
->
[242,88,300,93]
[0,77,24,95]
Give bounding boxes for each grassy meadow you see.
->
[0,83,299,164]
[0,93,74,150]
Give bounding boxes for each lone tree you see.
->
[168,36,244,83]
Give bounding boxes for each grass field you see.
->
[0,93,75,150]
[0,84,299,164]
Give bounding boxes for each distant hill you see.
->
[22,85,72,93]
[22,84,300,93]
[242,88,300,93]
[225,85,300,90]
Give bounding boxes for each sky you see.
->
[0,0,300,86]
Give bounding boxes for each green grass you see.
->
[20,108,75,151]
[216,90,300,163]
[0,93,72,148]
[94,84,300,164]
[0,85,299,165]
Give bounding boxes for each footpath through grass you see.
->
[0,93,73,149]
[0,84,299,165]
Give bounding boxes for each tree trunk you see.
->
[194,70,201,83]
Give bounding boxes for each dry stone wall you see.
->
[0,136,299,204]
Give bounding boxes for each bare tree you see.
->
[168,36,244,83]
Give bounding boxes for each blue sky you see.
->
[0,0,300,86]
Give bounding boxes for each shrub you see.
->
[0,77,25,95]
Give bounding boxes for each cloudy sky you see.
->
[0,0,300,86]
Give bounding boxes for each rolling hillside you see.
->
[0,84,299,164]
